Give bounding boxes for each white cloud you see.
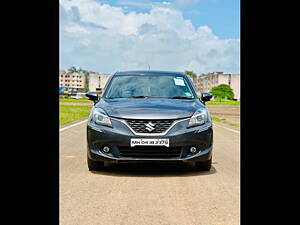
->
[64,24,90,34]
[60,0,240,74]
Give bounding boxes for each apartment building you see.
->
[194,72,240,100]
[59,70,86,91]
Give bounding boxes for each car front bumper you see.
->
[87,117,213,163]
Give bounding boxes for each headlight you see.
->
[188,108,211,128]
[89,107,112,127]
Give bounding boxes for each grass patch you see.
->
[59,98,93,103]
[212,116,240,127]
[211,117,226,122]
[206,99,240,105]
[60,105,93,126]
[228,123,240,127]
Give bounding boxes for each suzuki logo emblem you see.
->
[145,122,155,132]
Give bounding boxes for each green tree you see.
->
[83,72,90,92]
[185,70,197,80]
[210,84,234,100]
[78,68,90,92]
[67,66,78,73]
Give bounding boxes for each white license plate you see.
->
[130,138,169,147]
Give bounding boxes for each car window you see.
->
[105,75,194,99]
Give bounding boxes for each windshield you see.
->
[104,75,195,99]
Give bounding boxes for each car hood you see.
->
[96,98,204,120]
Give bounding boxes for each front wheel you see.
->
[87,156,104,171]
[194,158,212,171]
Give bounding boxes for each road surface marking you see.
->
[213,123,240,134]
[60,119,88,132]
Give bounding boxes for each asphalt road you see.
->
[60,121,240,225]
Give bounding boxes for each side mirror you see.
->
[201,92,212,104]
[86,92,99,104]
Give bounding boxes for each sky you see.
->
[59,0,240,74]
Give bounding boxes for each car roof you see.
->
[114,70,186,76]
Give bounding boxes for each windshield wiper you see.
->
[169,96,193,99]
[128,96,150,98]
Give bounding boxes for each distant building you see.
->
[59,69,86,91]
[59,69,112,92]
[99,73,111,90]
[88,72,111,92]
[88,72,101,92]
[193,72,240,100]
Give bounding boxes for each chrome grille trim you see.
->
[126,119,174,133]
[111,117,190,136]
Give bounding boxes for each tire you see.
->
[87,156,104,171]
[194,158,212,171]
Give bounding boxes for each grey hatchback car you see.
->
[86,71,213,171]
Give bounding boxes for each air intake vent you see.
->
[119,146,182,158]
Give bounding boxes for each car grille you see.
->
[125,119,175,133]
[119,146,182,159]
